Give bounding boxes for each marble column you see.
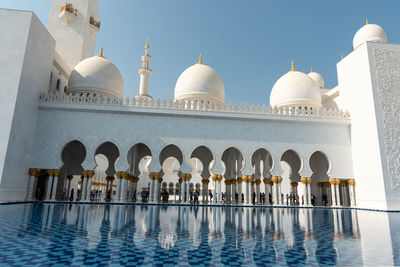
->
[180,175,186,202]
[178,178,183,202]
[85,170,94,201]
[231,180,236,204]
[109,177,115,201]
[301,177,308,205]
[217,175,222,203]
[329,178,338,206]
[225,181,231,204]
[50,169,60,201]
[185,174,191,203]
[105,178,110,201]
[237,177,243,204]
[156,175,163,203]
[45,170,54,201]
[348,179,356,207]
[149,172,156,202]
[81,171,88,201]
[122,172,129,202]
[115,172,123,201]
[27,168,39,200]
[212,175,217,203]
[244,176,250,204]
[255,180,261,205]
[66,175,73,200]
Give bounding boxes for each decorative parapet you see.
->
[59,3,77,16]
[39,92,350,119]
[89,16,101,29]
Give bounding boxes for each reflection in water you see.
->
[1,203,399,265]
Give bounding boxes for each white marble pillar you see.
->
[217,179,222,203]
[226,183,231,204]
[50,170,60,201]
[45,171,54,200]
[301,181,308,206]
[330,179,337,206]
[85,172,93,201]
[186,177,190,203]
[109,177,115,201]
[81,175,88,200]
[156,178,162,202]
[120,177,127,201]
[149,173,155,202]
[105,178,110,201]
[237,180,243,204]
[212,177,217,203]
[231,182,236,204]
[27,169,38,200]
[244,180,249,204]
[115,173,122,201]
[181,180,186,202]
[255,181,260,204]
[349,179,356,207]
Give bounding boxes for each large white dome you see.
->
[270,70,321,108]
[67,56,124,98]
[353,23,387,50]
[174,63,225,104]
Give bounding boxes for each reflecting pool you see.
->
[0,203,399,266]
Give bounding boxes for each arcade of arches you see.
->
[26,141,356,208]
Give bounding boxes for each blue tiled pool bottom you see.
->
[0,203,399,266]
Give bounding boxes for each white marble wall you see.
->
[0,10,55,201]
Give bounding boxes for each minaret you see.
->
[135,39,153,100]
[47,0,100,69]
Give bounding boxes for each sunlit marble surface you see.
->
[0,203,398,266]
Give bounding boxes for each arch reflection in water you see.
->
[1,203,398,265]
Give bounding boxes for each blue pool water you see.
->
[0,203,399,266]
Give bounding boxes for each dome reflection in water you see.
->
[2,204,399,266]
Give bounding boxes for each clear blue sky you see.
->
[2,0,400,104]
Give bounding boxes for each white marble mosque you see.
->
[1,0,400,211]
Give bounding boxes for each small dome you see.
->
[68,56,124,98]
[174,63,224,104]
[308,71,324,89]
[353,22,387,50]
[270,70,321,108]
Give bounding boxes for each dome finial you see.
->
[291,60,295,71]
[199,53,203,64]
[366,18,368,25]
[99,45,103,57]
[145,37,150,51]
[310,67,313,72]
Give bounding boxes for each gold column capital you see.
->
[29,168,39,177]
[48,169,55,177]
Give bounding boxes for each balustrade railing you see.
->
[40,92,350,119]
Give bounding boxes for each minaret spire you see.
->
[136,38,153,100]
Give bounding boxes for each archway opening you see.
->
[310,151,331,206]
[280,149,302,205]
[57,140,86,201]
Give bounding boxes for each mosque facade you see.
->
[0,0,399,211]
